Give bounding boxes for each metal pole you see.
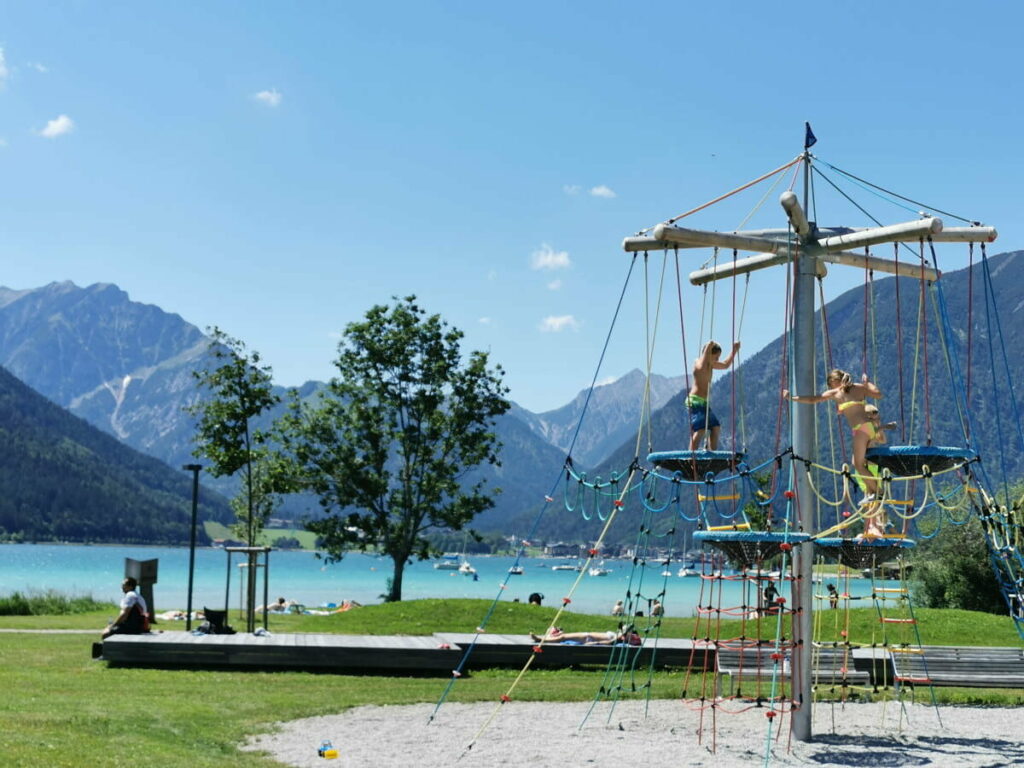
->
[791,151,818,741]
[263,549,270,632]
[183,464,202,631]
[225,551,232,615]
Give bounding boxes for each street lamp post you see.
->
[182,464,202,631]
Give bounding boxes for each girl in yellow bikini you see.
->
[783,367,884,509]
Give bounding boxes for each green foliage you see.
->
[189,328,283,546]
[0,365,232,545]
[278,297,510,601]
[911,517,1006,613]
[0,590,109,616]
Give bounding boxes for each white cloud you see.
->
[0,48,8,85]
[596,375,618,387]
[40,114,74,138]
[590,185,617,199]
[530,243,571,271]
[562,184,581,195]
[539,315,580,333]
[254,88,283,107]
[28,61,48,73]
[478,317,491,325]
[546,279,562,291]
[0,138,7,148]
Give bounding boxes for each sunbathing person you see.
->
[530,625,640,645]
[256,597,296,613]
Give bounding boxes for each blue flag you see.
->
[804,122,817,149]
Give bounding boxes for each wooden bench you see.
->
[889,645,1024,688]
[716,645,870,697]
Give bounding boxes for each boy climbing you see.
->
[687,340,740,450]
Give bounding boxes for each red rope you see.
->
[818,279,848,467]
[862,251,870,375]
[675,249,694,454]
[919,240,932,443]
[771,237,795,499]
[893,243,907,443]
[730,250,738,514]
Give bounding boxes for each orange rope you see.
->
[666,156,803,225]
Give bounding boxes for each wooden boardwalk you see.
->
[102,634,1024,687]
[101,632,462,672]
[100,631,706,673]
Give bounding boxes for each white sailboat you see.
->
[433,553,462,571]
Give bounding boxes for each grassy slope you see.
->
[203,521,320,550]
[0,599,1021,767]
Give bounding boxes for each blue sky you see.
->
[1,2,1021,412]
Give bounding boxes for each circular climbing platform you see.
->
[865,445,976,476]
[815,536,916,569]
[693,530,810,566]
[647,450,745,481]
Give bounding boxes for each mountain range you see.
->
[0,281,684,537]
[1,250,1022,546]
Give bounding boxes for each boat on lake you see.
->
[433,553,462,571]
[508,565,524,575]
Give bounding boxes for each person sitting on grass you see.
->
[100,577,150,638]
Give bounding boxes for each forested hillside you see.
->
[0,365,233,544]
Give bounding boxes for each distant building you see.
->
[545,542,584,558]
[212,538,246,548]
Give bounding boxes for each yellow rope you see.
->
[463,470,638,752]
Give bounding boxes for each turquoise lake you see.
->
[0,543,880,617]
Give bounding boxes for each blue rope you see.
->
[928,246,975,450]
[981,247,1024,482]
[978,250,1013,499]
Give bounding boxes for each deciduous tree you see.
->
[912,517,1005,614]
[279,297,509,601]
[188,327,281,547]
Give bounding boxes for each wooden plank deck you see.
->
[101,632,463,672]
[431,633,705,668]
[100,631,710,672]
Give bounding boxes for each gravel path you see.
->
[243,699,1024,767]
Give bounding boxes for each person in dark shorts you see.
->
[687,339,740,450]
[101,577,150,638]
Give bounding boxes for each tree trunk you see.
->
[388,555,406,602]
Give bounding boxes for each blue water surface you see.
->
[0,543,874,617]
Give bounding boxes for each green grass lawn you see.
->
[0,598,1021,766]
[203,521,320,550]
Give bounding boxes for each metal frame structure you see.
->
[622,145,997,741]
